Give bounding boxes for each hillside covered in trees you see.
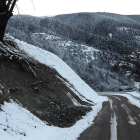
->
[6,12,140,91]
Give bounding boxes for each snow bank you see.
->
[15,38,105,103]
[126,91,140,98]
[0,100,104,140]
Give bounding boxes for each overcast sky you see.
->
[14,0,140,16]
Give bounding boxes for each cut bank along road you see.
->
[78,95,140,140]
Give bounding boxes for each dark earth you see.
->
[0,37,92,127]
[78,95,140,140]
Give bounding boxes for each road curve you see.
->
[78,95,140,140]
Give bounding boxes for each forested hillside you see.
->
[6,12,139,91]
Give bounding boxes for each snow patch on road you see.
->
[110,113,117,140]
[121,104,136,125]
[110,100,117,140]
[110,100,113,109]
[114,96,121,100]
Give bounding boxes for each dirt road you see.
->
[78,95,140,140]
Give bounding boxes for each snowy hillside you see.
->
[29,32,132,92]
[114,49,140,82]
[7,14,135,92]
[15,36,101,103]
[0,35,107,140]
[31,33,100,63]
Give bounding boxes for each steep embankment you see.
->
[0,35,107,139]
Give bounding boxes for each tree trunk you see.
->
[0,21,8,42]
[0,0,17,42]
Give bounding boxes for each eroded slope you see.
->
[0,36,92,127]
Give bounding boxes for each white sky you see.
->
[14,0,140,16]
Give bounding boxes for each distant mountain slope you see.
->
[52,12,140,35]
[51,12,140,54]
[113,49,140,82]
[8,12,140,55]
[6,13,135,91]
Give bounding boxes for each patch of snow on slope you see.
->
[66,92,80,106]
[0,100,105,140]
[14,38,105,103]
[56,75,93,104]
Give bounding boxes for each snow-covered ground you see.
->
[126,91,140,98]
[0,36,107,140]
[0,100,105,140]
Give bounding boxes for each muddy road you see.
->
[78,95,140,140]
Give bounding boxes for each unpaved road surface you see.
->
[78,95,140,140]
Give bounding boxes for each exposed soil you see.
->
[78,95,140,140]
[0,38,92,127]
